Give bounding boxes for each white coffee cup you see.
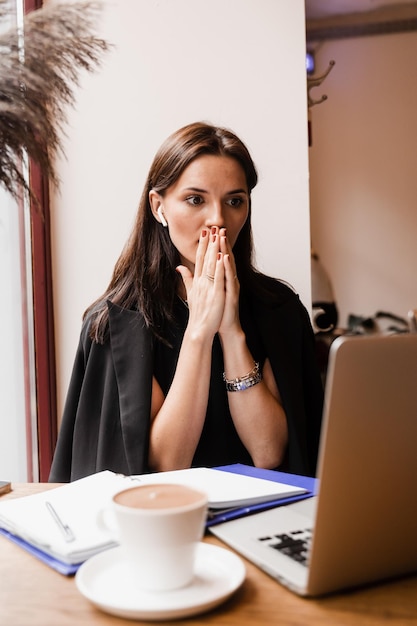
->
[98,483,208,592]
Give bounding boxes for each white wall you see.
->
[309,31,417,327]
[50,0,312,419]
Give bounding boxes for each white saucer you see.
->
[75,542,245,621]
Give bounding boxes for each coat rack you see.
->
[307,60,335,108]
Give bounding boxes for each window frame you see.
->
[24,0,57,481]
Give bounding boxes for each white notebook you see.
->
[133,467,306,510]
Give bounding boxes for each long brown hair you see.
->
[87,121,260,343]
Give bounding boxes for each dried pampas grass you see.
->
[0,0,110,201]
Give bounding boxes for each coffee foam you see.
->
[114,483,206,510]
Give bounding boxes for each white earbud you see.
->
[157,206,168,227]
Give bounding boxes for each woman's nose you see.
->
[206,203,225,229]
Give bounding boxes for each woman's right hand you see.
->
[176,227,226,339]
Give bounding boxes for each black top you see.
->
[154,298,266,467]
[49,278,324,482]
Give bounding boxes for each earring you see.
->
[157,206,168,227]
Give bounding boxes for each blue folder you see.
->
[0,528,81,575]
[207,464,318,527]
[0,465,318,575]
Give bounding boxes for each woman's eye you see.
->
[186,195,204,206]
[227,197,244,208]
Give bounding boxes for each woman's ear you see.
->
[149,190,167,226]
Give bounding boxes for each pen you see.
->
[45,501,76,543]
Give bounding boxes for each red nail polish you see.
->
[217,253,221,260]
[201,229,207,237]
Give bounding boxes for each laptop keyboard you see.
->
[257,528,312,566]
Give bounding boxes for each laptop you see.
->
[210,333,417,596]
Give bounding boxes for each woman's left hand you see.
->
[218,228,241,336]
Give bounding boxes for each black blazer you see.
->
[49,286,323,482]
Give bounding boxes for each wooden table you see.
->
[1,484,417,625]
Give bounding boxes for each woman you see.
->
[49,122,323,482]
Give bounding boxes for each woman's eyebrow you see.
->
[182,186,248,195]
[226,188,247,195]
[183,187,207,193]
